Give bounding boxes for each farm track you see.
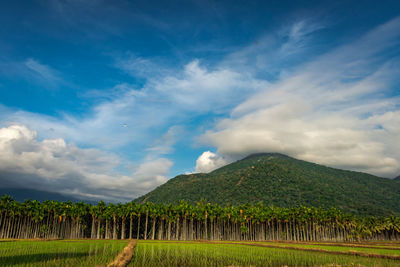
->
[107,239,137,267]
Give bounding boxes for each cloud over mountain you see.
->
[199,17,400,177]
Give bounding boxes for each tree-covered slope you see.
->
[135,153,400,216]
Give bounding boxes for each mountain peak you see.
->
[240,153,289,161]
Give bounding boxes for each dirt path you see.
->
[107,239,137,267]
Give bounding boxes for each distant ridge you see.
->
[0,188,97,204]
[136,153,400,216]
[395,176,400,181]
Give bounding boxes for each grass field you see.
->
[0,239,128,267]
[0,239,400,266]
[130,241,400,267]
[220,241,400,257]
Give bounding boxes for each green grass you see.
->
[305,241,400,248]
[271,242,400,256]
[0,240,128,267]
[130,241,400,267]
[1,239,400,266]
[223,241,400,256]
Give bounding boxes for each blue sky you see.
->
[0,0,399,202]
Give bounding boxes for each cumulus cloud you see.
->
[0,124,172,202]
[200,17,400,178]
[195,151,227,173]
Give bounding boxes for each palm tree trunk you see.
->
[144,211,149,240]
[136,215,141,239]
[129,215,133,239]
[91,216,96,239]
[151,218,156,240]
[121,218,126,239]
[168,221,171,240]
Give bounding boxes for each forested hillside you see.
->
[136,153,400,216]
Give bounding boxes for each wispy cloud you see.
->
[221,18,327,79]
[24,58,61,85]
[279,19,326,56]
[146,125,184,156]
[0,58,62,88]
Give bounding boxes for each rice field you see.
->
[130,241,400,267]
[0,239,128,266]
[222,240,400,257]
[0,239,400,266]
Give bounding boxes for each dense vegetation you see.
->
[136,153,400,216]
[1,195,399,242]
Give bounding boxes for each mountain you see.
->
[136,153,400,216]
[0,188,97,204]
[395,176,400,181]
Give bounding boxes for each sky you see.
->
[0,0,399,202]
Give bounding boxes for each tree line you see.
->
[0,195,399,241]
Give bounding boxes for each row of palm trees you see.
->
[0,195,399,241]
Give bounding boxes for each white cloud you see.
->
[200,17,400,178]
[116,54,169,79]
[1,57,268,151]
[195,151,227,173]
[152,60,268,113]
[0,124,172,202]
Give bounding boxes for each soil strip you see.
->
[107,239,137,267]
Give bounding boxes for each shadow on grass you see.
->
[0,252,88,265]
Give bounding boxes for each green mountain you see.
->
[136,153,400,216]
[395,176,400,181]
